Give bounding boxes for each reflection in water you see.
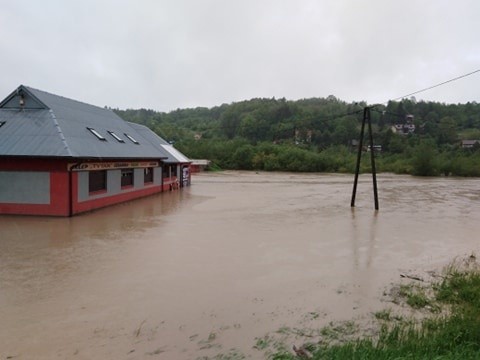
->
[1,172,480,359]
[0,191,194,305]
[1,189,190,247]
[350,208,378,270]
[349,208,380,310]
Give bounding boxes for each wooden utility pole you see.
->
[351,107,379,210]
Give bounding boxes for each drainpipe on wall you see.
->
[68,170,73,217]
[68,162,80,217]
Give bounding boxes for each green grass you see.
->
[374,309,392,321]
[271,263,480,359]
[403,286,431,309]
[254,335,272,350]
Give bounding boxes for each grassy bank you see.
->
[271,257,480,359]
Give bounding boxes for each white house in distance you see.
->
[461,140,480,149]
[391,114,416,135]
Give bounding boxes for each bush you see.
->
[411,141,439,176]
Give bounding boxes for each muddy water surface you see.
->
[1,172,480,359]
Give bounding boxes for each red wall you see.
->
[71,171,163,215]
[162,176,179,192]
[0,158,71,216]
[0,157,68,171]
[0,157,187,217]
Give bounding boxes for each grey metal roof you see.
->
[0,85,189,162]
[0,109,72,157]
[160,144,191,163]
[127,122,190,163]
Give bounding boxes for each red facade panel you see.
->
[50,172,71,216]
[162,176,179,192]
[71,182,163,215]
[0,157,68,171]
[0,158,187,216]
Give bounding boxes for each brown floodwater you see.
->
[1,171,480,359]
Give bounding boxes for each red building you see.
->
[0,85,190,216]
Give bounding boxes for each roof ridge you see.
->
[49,109,74,156]
[24,85,111,113]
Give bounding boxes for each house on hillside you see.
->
[461,140,480,149]
[391,114,415,135]
[0,85,191,216]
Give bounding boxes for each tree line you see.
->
[114,96,480,176]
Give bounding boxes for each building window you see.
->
[162,164,169,179]
[144,167,154,184]
[121,169,134,187]
[87,127,106,141]
[107,131,125,142]
[124,133,139,144]
[89,170,107,193]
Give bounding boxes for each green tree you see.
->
[411,141,438,176]
[388,134,407,154]
[332,117,358,145]
[220,107,241,139]
[231,145,254,170]
[437,116,457,144]
[114,95,480,177]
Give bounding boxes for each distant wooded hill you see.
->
[114,97,480,176]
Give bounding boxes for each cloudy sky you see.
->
[1,0,479,111]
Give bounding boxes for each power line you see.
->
[368,69,480,118]
[371,108,403,118]
[379,69,480,106]
[125,69,480,138]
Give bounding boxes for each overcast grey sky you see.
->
[1,0,479,111]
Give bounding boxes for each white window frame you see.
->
[108,131,125,143]
[87,127,106,141]
[124,133,139,144]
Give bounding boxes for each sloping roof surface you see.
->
[0,85,189,162]
[160,145,191,163]
[127,122,190,163]
[0,109,72,157]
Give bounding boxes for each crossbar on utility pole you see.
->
[351,107,379,210]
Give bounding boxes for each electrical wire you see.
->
[378,69,480,106]
[122,69,480,138]
[370,108,404,118]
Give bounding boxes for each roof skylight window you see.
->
[87,127,106,141]
[124,133,140,144]
[108,131,125,143]
[0,121,5,128]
